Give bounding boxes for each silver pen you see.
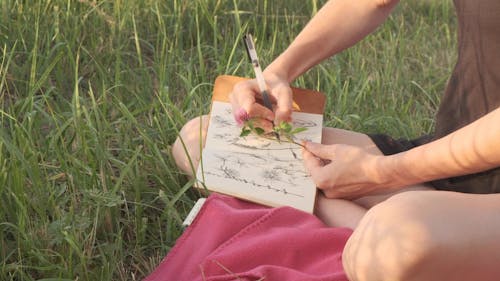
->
[243,34,280,140]
[243,34,274,111]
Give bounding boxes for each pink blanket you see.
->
[144,194,353,281]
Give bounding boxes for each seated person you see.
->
[172,0,500,280]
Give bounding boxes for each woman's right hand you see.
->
[229,72,293,129]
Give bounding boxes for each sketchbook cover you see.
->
[196,75,326,213]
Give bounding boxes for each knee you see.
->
[342,191,440,281]
[172,115,209,175]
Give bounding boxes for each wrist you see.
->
[263,65,291,84]
[379,151,432,189]
[373,153,412,190]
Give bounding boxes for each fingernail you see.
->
[234,108,250,126]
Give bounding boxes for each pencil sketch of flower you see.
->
[292,118,317,128]
[222,166,240,179]
[213,133,226,140]
[213,115,233,128]
[261,169,281,182]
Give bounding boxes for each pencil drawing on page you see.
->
[197,101,323,213]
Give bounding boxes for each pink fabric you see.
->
[144,194,353,281]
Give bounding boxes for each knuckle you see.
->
[233,81,247,91]
[315,177,332,190]
[279,107,292,116]
[234,83,244,92]
[322,190,337,199]
[233,84,251,96]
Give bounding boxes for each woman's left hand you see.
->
[302,141,392,199]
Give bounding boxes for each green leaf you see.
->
[240,129,251,137]
[290,127,308,134]
[280,122,292,133]
[254,127,265,135]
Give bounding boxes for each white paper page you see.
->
[196,101,322,213]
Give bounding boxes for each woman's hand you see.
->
[303,107,500,199]
[302,141,394,199]
[229,72,293,129]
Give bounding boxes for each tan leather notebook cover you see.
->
[196,75,325,213]
[212,75,326,115]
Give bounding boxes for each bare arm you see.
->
[303,106,500,198]
[231,0,400,123]
[265,0,400,82]
[382,106,500,188]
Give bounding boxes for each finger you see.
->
[323,188,365,200]
[248,102,274,122]
[322,189,343,199]
[233,107,250,126]
[272,85,293,123]
[251,117,274,132]
[230,87,273,122]
[302,144,335,190]
[230,91,253,124]
[304,141,336,159]
[230,86,255,114]
[302,146,324,173]
[302,147,334,188]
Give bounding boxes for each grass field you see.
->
[1,0,456,280]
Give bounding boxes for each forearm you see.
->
[264,0,399,82]
[382,107,500,188]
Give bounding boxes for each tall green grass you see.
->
[0,0,455,280]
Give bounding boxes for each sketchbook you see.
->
[196,75,326,213]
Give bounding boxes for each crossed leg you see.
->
[343,190,500,281]
[171,116,431,228]
[172,115,210,176]
[172,117,500,280]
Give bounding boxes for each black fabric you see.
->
[368,134,431,156]
[368,134,500,193]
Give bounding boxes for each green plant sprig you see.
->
[240,118,308,147]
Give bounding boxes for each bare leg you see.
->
[315,194,367,229]
[172,120,430,228]
[319,128,500,279]
[172,117,368,228]
[172,115,209,176]
[173,120,500,280]
[343,191,500,281]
